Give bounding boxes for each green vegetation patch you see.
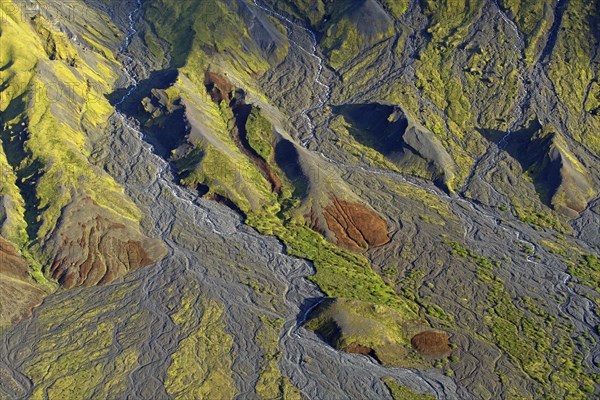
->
[166,293,236,399]
[145,0,271,80]
[511,197,570,234]
[249,212,420,317]
[381,0,410,18]
[383,377,436,400]
[305,298,426,367]
[316,1,395,70]
[568,254,600,292]
[396,267,455,327]
[451,241,598,398]
[246,107,275,162]
[0,0,143,285]
[547,0,600,154]
[23,284,144,399]
[255,315,302,400]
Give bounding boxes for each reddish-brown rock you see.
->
[411,330,452,358]
[342,343,382,363]
[321,198,390,251]
[0,238,46,326]
[204,71,233,104]
[46,198,167,289]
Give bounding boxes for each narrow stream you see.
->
[108,0,461,399]
[0,1,596,399]
[248,0,599,390]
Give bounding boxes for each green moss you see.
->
[247,214,419,316]
[246,107,275,162]
[448,240,598,397]
[383,377,436,400]
[31,15,79,66]
[318,2,394,70]
[321,18,363,70]
[166,295,236,399]
[568,254,600,292]
[498,0,553,63]
[467,247,597,397]
[547,0,600,154]
[254,315,302,400]
[305,298,426,367]
[512,203,570,233]
[381,0,409,18]
[0,144,27,246]
[267,15,291,63]
[397,267,455,326]
[23,284,145,399]
[271,0,326,26]
[336,40,391,94]
[178,142,275,214]
[416,0,481,126]
[0,0,142,283]
[146,0,271,80]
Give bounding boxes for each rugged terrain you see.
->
[0,0,599,399]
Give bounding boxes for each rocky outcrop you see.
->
[402,124,457,187]
[204,71,234,104]
[320,198,390,251]
[531,134,595,217]
[333,104,457,190]
[45,198,167,289]
[411,331,452,358]
[504,125,596,217]
[0,238,46,326]
[342,343,382,363]
[304,298,427,367]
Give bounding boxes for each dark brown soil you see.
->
[343,342,382,363]
[48,198,167,289]
[411,331,452,358]
[0,238,46,326]
[0,238,30,280]
[204,71,233,104]
[322,198,390,251]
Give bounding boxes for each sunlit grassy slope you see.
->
[141,0,429,359]
[141,0,600,397]
[0,1,155,282]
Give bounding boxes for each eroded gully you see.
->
[114,1,461,398]
[58,0,458,399]
[249,0,598,379]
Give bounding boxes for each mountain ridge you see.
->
[0,0,598,398]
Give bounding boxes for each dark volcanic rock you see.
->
[333,104,457,189]
[501,124,597,217]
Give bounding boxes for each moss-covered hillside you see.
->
[0,0,598,399]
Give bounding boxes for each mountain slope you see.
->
[0,0,598,399]
[0,1,166,293]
